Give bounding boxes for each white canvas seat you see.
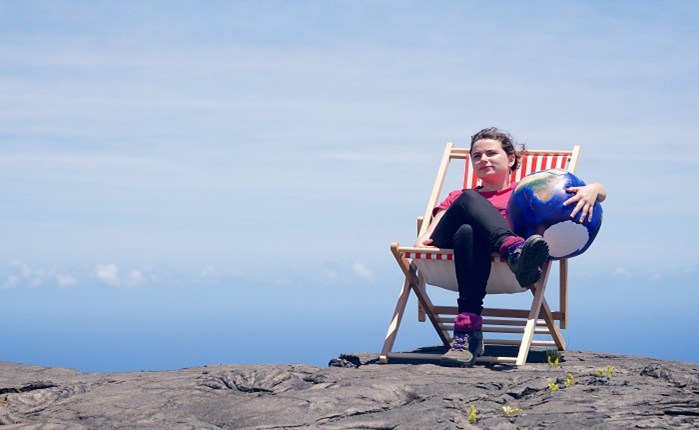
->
[402,250,524,294]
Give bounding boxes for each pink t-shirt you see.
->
[434,184,516,221]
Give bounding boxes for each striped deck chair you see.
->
[380,143,581,366]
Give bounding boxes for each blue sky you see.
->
[1,1,698,371]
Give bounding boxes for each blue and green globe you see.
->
[507,169,603,259]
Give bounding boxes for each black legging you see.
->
[429,190,515,315]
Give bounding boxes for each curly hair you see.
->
[470,127,525,171]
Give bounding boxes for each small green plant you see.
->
[469,405,478,424]
[594,365,615,378]
[546,349,562,367]
[606,365,615,378]
[564,373,575,388]
[547,379,560,392]
[502,405,523,415]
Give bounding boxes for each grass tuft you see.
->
[469,405,477,424]
[547,379,560,392]
[502,405,523,415]
[546,349,562,367]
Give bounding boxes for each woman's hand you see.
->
[563,182,606,222]
[414,236,436,248]
[413,209,445,248]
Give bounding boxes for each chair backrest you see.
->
[419,145,581,239]
[462,148,581,189]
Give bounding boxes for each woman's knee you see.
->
[453,224,474,246]
[453,189,484,206]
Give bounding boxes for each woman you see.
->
[415,127,607,367]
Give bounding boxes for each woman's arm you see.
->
[564,182,607,222]
[414,209,446,247]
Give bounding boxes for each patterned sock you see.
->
[454,312,483,332]
[498,235,525,258]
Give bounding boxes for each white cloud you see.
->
[94,263,145,288]
[56,274,77,287]
[127,269,145,286]
[611,267,632,278]
[1,260,47,289]
[321,268,339,282]
[95,263,119,286]
[12,260,33,278]
[650,272,663,282]
[352,262,375,282]
[0,261,181,289]
[199,265,244,282]
[0,261,80,289]
[1,274,22,289]
[200,265,218,279]
[320,149,430,165]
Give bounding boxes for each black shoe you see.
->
[506,235,549,288]
[440,331,484,367]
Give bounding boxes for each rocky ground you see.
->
[1,349,698,429]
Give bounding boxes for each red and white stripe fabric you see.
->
[402,251,453,261]
[463,152,571,189]
[402,252,506,264]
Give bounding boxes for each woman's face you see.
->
[471,138,515,185]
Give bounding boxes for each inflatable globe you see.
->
[507,169,603,259]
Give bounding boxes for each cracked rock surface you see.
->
[1,350,698,429]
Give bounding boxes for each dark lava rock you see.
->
[1,349,698,429]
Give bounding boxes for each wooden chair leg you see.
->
[515,261,552,366]
[559,258,569,329]
[540,297,566,350]
[391,244,449,345]
[380,277,412,364]
[516,287,544,365]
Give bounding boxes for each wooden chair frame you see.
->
[380,143,581,366]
